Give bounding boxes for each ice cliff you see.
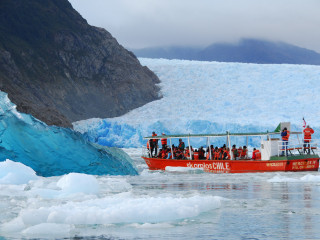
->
[74,58,320,148]
[0,91,138,176]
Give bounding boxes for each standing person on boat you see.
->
[178,139,185,150]
[281,127,290,156]
[161,133,167,149]
[303,125,314,154]
[150,131,158,157]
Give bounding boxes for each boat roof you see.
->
[144,131,302,139]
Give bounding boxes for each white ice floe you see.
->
[268,173,320,182]
[0,159,39,185]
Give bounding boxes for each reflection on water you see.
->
[1,149,320,240]
[126,151,320,240]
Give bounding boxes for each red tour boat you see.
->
[142,123,319,173]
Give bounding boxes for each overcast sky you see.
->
[68,0,320,53]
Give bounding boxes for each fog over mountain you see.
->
[133,39,320,65]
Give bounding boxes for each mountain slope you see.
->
[0,0,160,127]
[133,39,320,65]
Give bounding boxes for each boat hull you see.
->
[142,157,319,173]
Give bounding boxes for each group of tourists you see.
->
[281,125,315,156]
[147,125,314,160]
[147,132,251,160]
[147,124,316,160]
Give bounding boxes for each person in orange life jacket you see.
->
[281,127,290,156]
[178,139,185,150]
[160,148,167,159]
[303,125,314,154]
[252,148,260,160]
[231,145,238,160]
[240,146,248,159]
[161,133,167,149]
[206,149,210,160]
[193,149,199,160]
[150,131,158,157]
[214,147,220,160]
[222,147,231,160]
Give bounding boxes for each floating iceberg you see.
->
[0,91,137,176]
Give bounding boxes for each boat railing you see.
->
[142,146,150,157]
[277,139,319,156]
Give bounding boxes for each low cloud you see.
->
[69,0,320,52]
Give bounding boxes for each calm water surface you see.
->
[119,149,320,240]
[1,149,320,240]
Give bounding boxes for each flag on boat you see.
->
[302,117,306,128]
[274,123,281,132]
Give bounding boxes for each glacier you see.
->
[74,58,320,148]
[0,91,137,176]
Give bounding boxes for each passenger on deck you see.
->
[281,127,290,156]
[160,148,167,159]
[193,149,199,160]
[167,148,173,159]
[303,125,314,154]
[178,139,185,150]
[151,131,158,157]
[222,147,231,160]
[252,148,261,160]
[240,146,248,159]
[199,147,205,159]
[232,145,238,160]
[214,147,220,160]
[176,149,184,159]
[161,133,167,149]
[206,149,211,160]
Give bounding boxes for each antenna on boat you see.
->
[169,137,173,160]
[208,137,212,160]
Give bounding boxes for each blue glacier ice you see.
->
[0,91,138,176]
[74,58,320,148]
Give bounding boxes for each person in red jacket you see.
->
[214,147,220,160]
[303,125,314,154]
[240,146,248,159]
[252,148,261,160]
[161,133,167,149]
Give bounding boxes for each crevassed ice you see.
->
[74,58,320,148]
